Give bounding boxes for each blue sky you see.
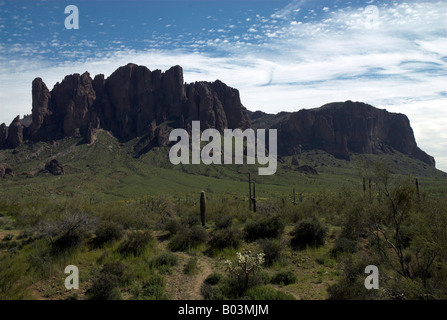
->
[0,0,446,171]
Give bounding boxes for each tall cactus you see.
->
[252,182,257,213]
[292,187,296,205]
[415,178,420,201]
[248,173,252,211]
[200,191,206,226]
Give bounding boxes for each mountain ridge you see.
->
[0,63,435,167]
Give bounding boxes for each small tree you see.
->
[370,162,416,279]
[224,250,265,296]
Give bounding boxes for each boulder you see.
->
[45,159,65,175]
[291,157,300,166]
[0,163,15,178]
[297,165,318,175]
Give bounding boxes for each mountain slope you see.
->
[0,64,444,202]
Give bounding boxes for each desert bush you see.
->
[180,213,200,228]
[340,203,368,240]
[208,228,241,251]
[92,221,123,248]
[244,214,285,242]
[204,272,223,286]
[86,261,129,300]
[330,237,358,258]
[327,253,380,300]
[132,274,168,300]
[258,238,282,266]
[16,230,33,240]
[35,210,95,254]
[0,254,31,299]
[201,273,226,300]
[270,270,297,286]
[162,217,181,236]
[214,214,233,230]
[168,225,208,251]
[244,286,295,300]
[150,252,178,273]
[183,256,198,275]
[98,201,155,230]
[204,270,270,300]
[118,231,153,256]
[2,234,13,242]
[291,217,328,250]
[223,251,267,297]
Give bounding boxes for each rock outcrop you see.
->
[44,159,65,175]
[24,63,249,152]
[0,64,435,167]
[274,101,435,166]
[0,163,15,178]
[296,165,318,175]
[6,116,23,148]
[0,123,7,149]
[291,157,300,166]
[29,78,52,138]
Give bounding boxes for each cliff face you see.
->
[0,64,435,167]
[273,101,435,166]
[25,63,249,146]
[6,116,23,148]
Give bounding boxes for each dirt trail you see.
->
[165,252,214,300]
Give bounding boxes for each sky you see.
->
[0,0,446,171]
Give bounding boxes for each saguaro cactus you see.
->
[248,173,252,211]
[252,182,257,213]
[200,191,206,226]
[248,173,258,212]
[415,178,420,201]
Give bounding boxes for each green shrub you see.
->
[133,274,168,300]
[16,230,33,240]
[330,237,358,258]
[0,254,31,299]
[180,214,200,228]
[118,231,153,256]
[270,270,298,286]
[215,215,233,230]
[168,225,208,251]
[2,234,14,242]
[291,217,328,250]
[327,253,379,300]
[258,238,282,266]
[150,252,178,272]
[183,257,198,275]
[340,207,368,240]
[244,286,295,300]
[201,273,224,300]
[204,273,223,286]
[201,282,226,300]
[220,270,270,299]
[92,221,123,248]
[208,228,241,250]
[244,214,285,242]
[201,270,270,300]
[163,218,181,236]
[86,261,129,300]
[35,210,94,254]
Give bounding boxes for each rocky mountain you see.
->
[0,63,435,167]
[271,101,435,166]
[0,63,249,151]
